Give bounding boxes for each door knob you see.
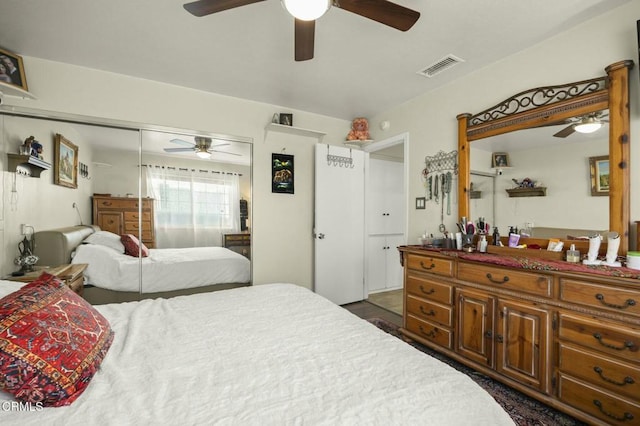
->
[317,233,325,239]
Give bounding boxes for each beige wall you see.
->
[369,1,640,248]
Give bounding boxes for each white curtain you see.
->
[146,165,240,248]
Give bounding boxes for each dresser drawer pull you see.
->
[593,400,634,422]
[593,366,635,386]
[595,294,637,310]
[419,306,436,316]
[419,285,436,295]
[418,325,437,338]
[592,333,636,351]
[485,273,509,284]
[419,260,436,270]
[102,201,113,206]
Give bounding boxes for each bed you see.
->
[33,226,251,304]
[0,279,514,425]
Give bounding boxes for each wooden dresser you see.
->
[92,195,156,248]
[399,246,640,426]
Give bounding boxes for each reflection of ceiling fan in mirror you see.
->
[552,111,609,138]
[183,0,420,61]
[163,137,241,159]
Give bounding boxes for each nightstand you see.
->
[4,264,88,296]
[223,233,251,259]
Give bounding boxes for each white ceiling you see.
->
[0,0,630,121]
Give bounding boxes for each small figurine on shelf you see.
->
[346,117,370,141]
[20,135,33,155]
[21,135,43,159]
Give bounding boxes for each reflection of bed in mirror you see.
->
[33,226,251,304]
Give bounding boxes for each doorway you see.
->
[363,133,408,315]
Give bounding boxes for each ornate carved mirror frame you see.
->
[457,60,634,254]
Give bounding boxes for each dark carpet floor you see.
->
[368,317,587,426]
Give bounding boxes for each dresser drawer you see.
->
[458,262,552,298]
[559,343,639,400]
[406,253,453,277]
[406,295,453,327]
[94,197,153,210]
[560,278,640,318]
[124,220,152,231]
[558,314,640,362]
[406,315,452,349]
[124,211,152,222]
[559,374,640,425]
[406,275,453,305]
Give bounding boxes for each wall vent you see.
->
[417,54,465,78]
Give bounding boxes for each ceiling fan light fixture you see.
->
[574,117,602,134]
[196,150,211,159]
[282,0,330,21]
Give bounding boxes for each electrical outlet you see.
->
[525,221,534,229]
[21,224,30,235]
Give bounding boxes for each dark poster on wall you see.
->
[272,153,294,194]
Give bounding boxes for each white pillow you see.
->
[83,231,125,253]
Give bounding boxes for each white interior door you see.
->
[314,144,366,305]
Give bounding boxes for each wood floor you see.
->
[341,299,403,327]
[366,289,403,315]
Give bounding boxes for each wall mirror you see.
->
[457,60,633,253]
[469,170,495,231]
[1,106,252,299]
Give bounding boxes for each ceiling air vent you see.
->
[417,54,465,78]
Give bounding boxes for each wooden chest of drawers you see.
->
[92,196,156,248]
[398,245,640,426]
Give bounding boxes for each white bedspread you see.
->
[0,283,514,425]
[71,244,250,292]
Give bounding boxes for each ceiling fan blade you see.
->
[336,0,420,31]
[210,143,230,148]
[295,19,315,61]
[553,124,576,138]
[170,138,195,146]
[210,150,242,156]
[183,0,265,17]
[164,147,196,153]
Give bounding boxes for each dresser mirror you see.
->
[0,107,252,296]
[457,60,633,253]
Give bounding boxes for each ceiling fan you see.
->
[552,112,609,138]
[163,137,241,159]
[183,0,420,61]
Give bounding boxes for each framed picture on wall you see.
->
[491,152,510,168]
[54,133,78,189]
[589,155,609,196]
[0,48,28,91]
[272,153,294,194]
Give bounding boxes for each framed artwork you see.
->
[272,153,294,194]
[491,152,510,168]
[0,48,28,91]
[279,113,293,126]
[54,133,78,189]
[589,155,609,196]
[415,197,426,209]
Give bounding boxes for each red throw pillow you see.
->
[0,273,114,407]
[120,233,150,257]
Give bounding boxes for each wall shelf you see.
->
[506,187,547,197]
[264,122,326,140]
[7,154,51,177]
[0,82,36,99]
